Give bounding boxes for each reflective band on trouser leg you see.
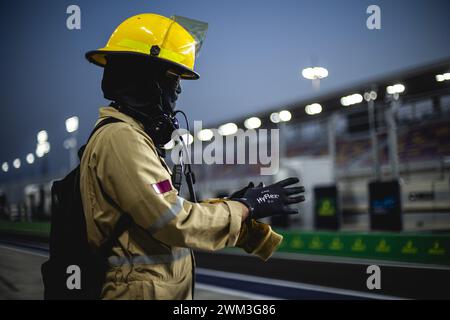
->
[108,248,191,266]
[147,196,184,234]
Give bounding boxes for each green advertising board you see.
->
[314,185,340,230]
[1,220,449,266]
[277,230,450,266]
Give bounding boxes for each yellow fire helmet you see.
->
[85,13,208,80]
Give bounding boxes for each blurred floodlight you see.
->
[341,93,363,106]
[371,91,377,100]
[181,133,194,145]
[37,130,48,143]
[386,83,405,95]
[42,141,50,154]
[197,129,214,141]
[364,91,377,101]
[279,110,292,122]
[270,112,281,124]
[36,146,45,158]
[163,140,175,150]
[341,96,348,106]
[2,162,8,172]
[305,103,322,115]
[218,123,238,136]
[244,117,262,129]
[36,141,50,157]
[26,153,35,164]
[302,67,329,80]
[13,158,21,169]
[386,86,394,94]
[436,73,450,82]
[65,116,79,133]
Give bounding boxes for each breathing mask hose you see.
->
[174,110,197,203]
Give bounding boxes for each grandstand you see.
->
[193,58,450,231]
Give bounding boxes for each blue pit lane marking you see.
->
[195,268,399,300]
[196,273,363,300]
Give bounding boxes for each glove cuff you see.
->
[252,227,283,261]
[236,219,283,261]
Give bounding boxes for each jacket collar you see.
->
[97,106,145,131]
[97,106,169,159]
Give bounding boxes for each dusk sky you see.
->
[0,0,449,176]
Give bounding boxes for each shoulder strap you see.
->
[78,117,123,160]
[76,116,131,255]
[88,117,123,142]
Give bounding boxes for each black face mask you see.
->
[158,71,182,114]
[101,55,182,147]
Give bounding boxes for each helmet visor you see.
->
[171,15,208,58]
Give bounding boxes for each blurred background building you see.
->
[190,59,450,233]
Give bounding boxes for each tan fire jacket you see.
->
[80,107,246,300]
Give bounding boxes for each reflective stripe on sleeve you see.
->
[147,196,184,234]
[108,248,191,266]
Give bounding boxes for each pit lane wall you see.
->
[277,230,450,266]
[0,219,449,266]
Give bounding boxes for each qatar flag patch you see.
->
[152,179,173,194]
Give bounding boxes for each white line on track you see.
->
[195,283,280,300]
[217,248,450,271]
[272,252,450,271]
[196,268,403,300]
[0,243,48,258]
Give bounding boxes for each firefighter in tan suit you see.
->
[81,13,305,300]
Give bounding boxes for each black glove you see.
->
[231,177,305,220]
[229,182,255,199]
[229,182,265,198]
